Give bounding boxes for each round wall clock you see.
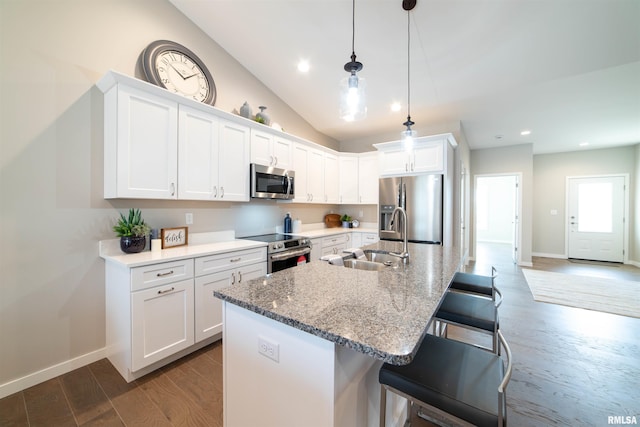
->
[141,40,216,105]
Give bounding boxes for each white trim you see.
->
[0,347,106,399]
[532,252,567,259]
[629,260,640,268]
[518,261,533,267]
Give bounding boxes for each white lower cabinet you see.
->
[321,233,350,256]
[105,246,266,382]
[361,233,380,246]
[131,278,194,371]
[194,248,267,342]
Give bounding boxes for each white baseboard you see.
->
[0,347,106,399]
[518,261,533,267]
[628,259,640,268]
[532,252,567,259]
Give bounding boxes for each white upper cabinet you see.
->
[178,107,250,201]
[323,151,339,204]
[293,142,324,203]
[375,135,454,177]
[250,129,292,169]
[104,85,178,199]
[218,120,250,201]
[358,152,379,204]
[178,105,219,200]
[339,154,359,204]
[99,71,250,201]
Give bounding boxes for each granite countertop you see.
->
[215,240,463,365]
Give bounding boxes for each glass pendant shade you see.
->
[340,71,366,122]
[402,118,416,151]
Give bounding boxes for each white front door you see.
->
[567,176,625,262]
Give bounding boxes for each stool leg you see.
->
[380,385,387,427]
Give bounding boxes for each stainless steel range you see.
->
[240,234,311,273]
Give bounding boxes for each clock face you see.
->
[141,40,217,105]
[155,50,210,103]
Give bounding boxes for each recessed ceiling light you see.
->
[297,60,310,73]
[579,141,589,147]
[520,130,531,136]
[390,102,402,112]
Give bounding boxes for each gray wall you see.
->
[532,146,638,260]
[0,0,346,390]
[470,144,534,265]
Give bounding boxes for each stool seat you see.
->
[451,271,494,297]
[437,292,498,332]
[379,333,511,427]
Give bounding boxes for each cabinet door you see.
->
[178,105,219,200]
[358,152,378,204]
[379,150,409,176]
[310,238,322,262]
[323,151,340,204]
[114,86,178,199]
[131,279,194,371]
[250,129,274,167]
[361,233,380,246]
[413,143,444,173]
[339,155,359,204]
[195,271,232,342]
[350,233,362,248]
[195,262,266,342]
[307,147,324,203]
[272,135,292,169]
[292,143,309,202]
[218,119,250,201]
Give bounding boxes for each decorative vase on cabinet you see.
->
[256,106,270,125]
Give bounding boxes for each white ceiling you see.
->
[169,0,640,154]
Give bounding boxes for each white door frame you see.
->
[565,174,629,263]
[473,172,523,265]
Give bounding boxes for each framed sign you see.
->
[161,227,188,249]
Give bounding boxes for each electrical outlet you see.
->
[185,213,193,225]
[258,336,279,363]
[359,210,364,218]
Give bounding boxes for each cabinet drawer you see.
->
[195,247,267,276]
[361,233,380,245]
[322,233,349,248]
[131,259,194,292]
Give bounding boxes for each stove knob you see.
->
[301,239,308,245]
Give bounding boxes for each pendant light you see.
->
[401,0,417,150]
[340,0,366,122]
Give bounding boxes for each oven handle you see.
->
[285,172,292,196]
[270,247,311,261]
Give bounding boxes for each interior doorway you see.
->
[474,174,521,264]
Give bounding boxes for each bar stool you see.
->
[434,291,500,353]
[379,331,513,427]
[450,266,502,307]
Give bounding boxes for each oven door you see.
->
[269,247,311,273]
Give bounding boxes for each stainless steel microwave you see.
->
[250,164,295,200]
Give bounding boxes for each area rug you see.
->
[522,269,640,319]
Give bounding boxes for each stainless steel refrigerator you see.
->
[379,175,443,244]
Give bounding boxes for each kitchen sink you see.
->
[343,259,389,271]
[342,250,401,271]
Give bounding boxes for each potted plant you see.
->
[113,208,151,254]
[340,214,352,228]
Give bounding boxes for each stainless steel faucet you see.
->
[388,206,410,263]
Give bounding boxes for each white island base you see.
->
[222,302,408,427]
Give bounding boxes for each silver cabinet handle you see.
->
[230,257,242,263]
[231,272,236,284]
[170,182,176,196]
[213,186,218,197]
[270,155,274,165]
[220,187,224,198]
[156,270,174,277]
[238,271,242,282]
[157,287,175,295]
[274,156,278,166]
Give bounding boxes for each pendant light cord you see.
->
[406,9,411,121]
[351,0,356,56]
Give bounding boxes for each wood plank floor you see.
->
[1,243,639,426]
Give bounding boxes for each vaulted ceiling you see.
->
[169,0,640,154]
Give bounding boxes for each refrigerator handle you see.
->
[401,183,407,209]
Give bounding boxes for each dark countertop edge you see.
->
[214,292,416,365]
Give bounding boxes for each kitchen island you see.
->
[215,240,463,427]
